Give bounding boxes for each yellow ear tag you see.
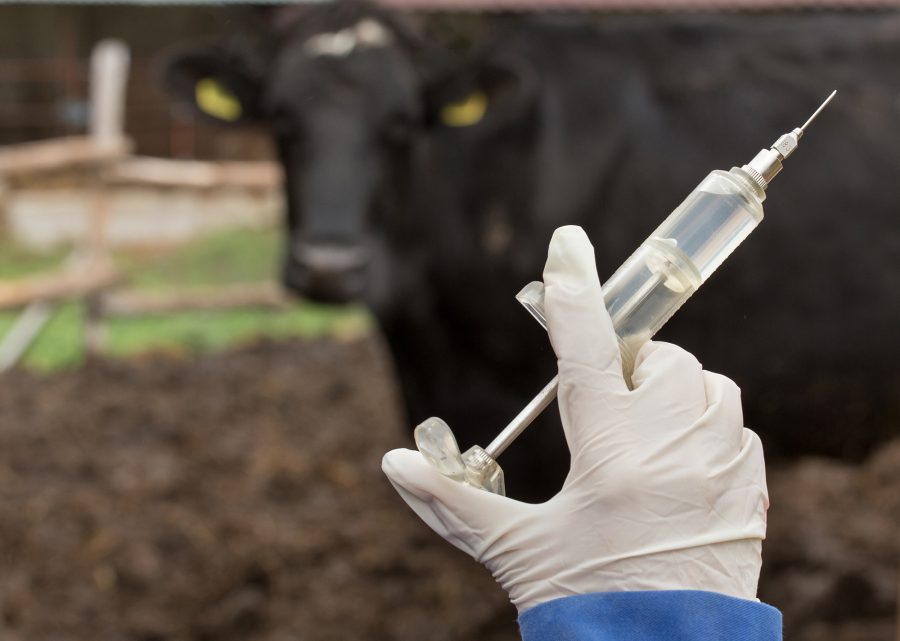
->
[440,91,488,127]
[195,77,243,122]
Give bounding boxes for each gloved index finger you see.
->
[543,226,628,394]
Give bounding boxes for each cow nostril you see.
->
[296,242,369,273]
[283,244,369,304]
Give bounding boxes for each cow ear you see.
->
[426,57,537,132]
[160,44,265,126]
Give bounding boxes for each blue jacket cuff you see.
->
[518,590,782,641]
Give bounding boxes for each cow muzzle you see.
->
[283,242,370,304]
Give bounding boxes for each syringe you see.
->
[415,91,837,496]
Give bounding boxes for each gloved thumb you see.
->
[382,448,524,561]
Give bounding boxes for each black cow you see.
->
[426,12,900,473]
[162,2,574,500]
[163,6,899,500]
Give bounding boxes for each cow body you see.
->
[430,13,900,477]
[164,7,900,500]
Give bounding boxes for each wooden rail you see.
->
[108,157,282,189]
[0,136,131,177]
[101,282,291,316]
[0,258,119,311]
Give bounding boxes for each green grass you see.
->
[123,226,284,288]
[0,302,87,371]
[105,304,370,358]
[0,227,373,372]
[0,241,68,279]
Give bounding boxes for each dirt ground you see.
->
[0,337,896,640]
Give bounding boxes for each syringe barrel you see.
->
[603,167,766,375]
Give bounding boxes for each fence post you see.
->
[89,39,130,150]
[86,39,130,356]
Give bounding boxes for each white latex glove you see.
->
[382,225,769,614]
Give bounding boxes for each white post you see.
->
[89,39,130,149]
[0,301,54,372]
[85,39,129,353]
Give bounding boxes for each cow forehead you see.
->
[303,18,394,59]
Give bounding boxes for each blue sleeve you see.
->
[518,590,782,641]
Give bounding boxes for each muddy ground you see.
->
[0,337,896,640]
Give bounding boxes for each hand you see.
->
[382,225,769,613]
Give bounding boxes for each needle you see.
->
[799,90,837,135]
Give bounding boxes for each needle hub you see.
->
[742,90,836,190]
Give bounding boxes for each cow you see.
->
[162,5,900,500]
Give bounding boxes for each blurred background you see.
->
[0,1,897,640]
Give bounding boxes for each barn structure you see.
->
[1,0,892,158]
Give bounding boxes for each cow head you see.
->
[161,4,537,307]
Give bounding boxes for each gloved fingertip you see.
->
[550,224,591,248]
[383,447,481,501]
[381,447,405,476]
[630,340,701,390]
[544,225,598,290]
[629,340,663,388]
[631,339,660,367]
[382,448,430,485]
[382,445,520,543]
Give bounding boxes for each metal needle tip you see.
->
[800,90,837,134]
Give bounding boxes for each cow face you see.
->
[162,10,537,307]
[163,14,421,304]
[269,19,422,303]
